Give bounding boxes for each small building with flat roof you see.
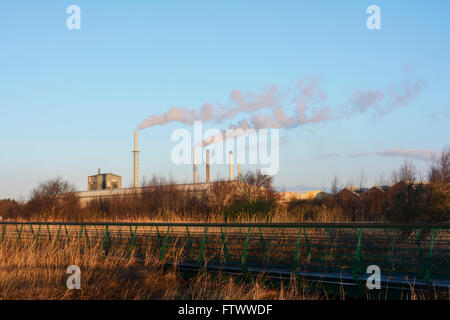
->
[88,169,122,191]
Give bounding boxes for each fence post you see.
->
[352,228,363,284]
[185,226,194,257]
[220,227,229,263]
[84,225,90,249]
[390,230,397,270]
[64,225,70,245]
[46,224,52,242]
[291,228,302,271]
[303,228,311,261]
[53,225,61,248]
[415,229,424,272]
[159,226,170,261]
[34,224,41,249]
[102,225,111,255]
[16,224,23,243]
[77,225,83,250]
[241,227,252,272]
[129,226,138,255]
[156,226,162,248]
[197,227,208,267]
[259,227,266,264]
[425,228,435,286]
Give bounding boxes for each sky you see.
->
[0,1,449,200]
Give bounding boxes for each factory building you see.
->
[74,131,243,206]
[88,169,122,191]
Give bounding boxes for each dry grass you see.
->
[0,239,323,300]
[4,203,349,224]
[0,234,444,300]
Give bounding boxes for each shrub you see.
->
[385,183,450,223]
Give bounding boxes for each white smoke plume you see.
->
[317,148,435,161]
[138,72,424,146]
[137,85,280,130]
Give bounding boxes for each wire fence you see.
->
[1,222,449,288]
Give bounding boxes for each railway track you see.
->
[1,221,449,296]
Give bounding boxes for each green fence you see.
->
[1,222,449,287]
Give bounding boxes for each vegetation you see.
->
[0,237,323,300]
[386,183,450,223]
[0,149,448,300]
[1,148,449,224]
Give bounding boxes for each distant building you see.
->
[354,187,369,195]
[278,190,331,202]
[362,186,386,198]
[75,181,220,207]
[88,169,122,191]
[336,187,360,201]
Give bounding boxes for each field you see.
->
[0,236,325,300]
[0,221,448,300]
[0,177,449,300]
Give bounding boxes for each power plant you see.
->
[75,131,243,206]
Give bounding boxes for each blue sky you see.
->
[0,1,449,199]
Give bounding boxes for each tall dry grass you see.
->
[0,238,323,300]
[0,229,443,300]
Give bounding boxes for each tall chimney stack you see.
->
[229,151,234,181]
[238,163,242,182]
[206,149,210,184]
[133,131,139,188]
[193,147,198,184]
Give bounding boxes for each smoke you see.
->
[316,153,340,159]
[241,76,424,130]
[317,148,436,161]
[374,148,435,161]
[137,86,280,130]
[348,78,425,116]
[138,71,424,146]
[137,103,217,129]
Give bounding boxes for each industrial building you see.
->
[88,169,122,191]
[74,131,244,206]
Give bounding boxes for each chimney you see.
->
[206,149,210,183]
[193,147,198,184]
[238,163,242,182]
[229,151,234,181]
[98,168,101,175]
[133,131,139,188]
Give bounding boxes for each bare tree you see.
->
[358,169,367,189]
[376,170,388,186]
[330,175,341,195]
[31,177,75,200]
[428,146,450,184]
[391,159,417,184]
[345,179,355,188]
[242,170,274,190]
[28,177,77,217]
[242,169,277,200]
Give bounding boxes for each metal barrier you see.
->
[1,222,449,288]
